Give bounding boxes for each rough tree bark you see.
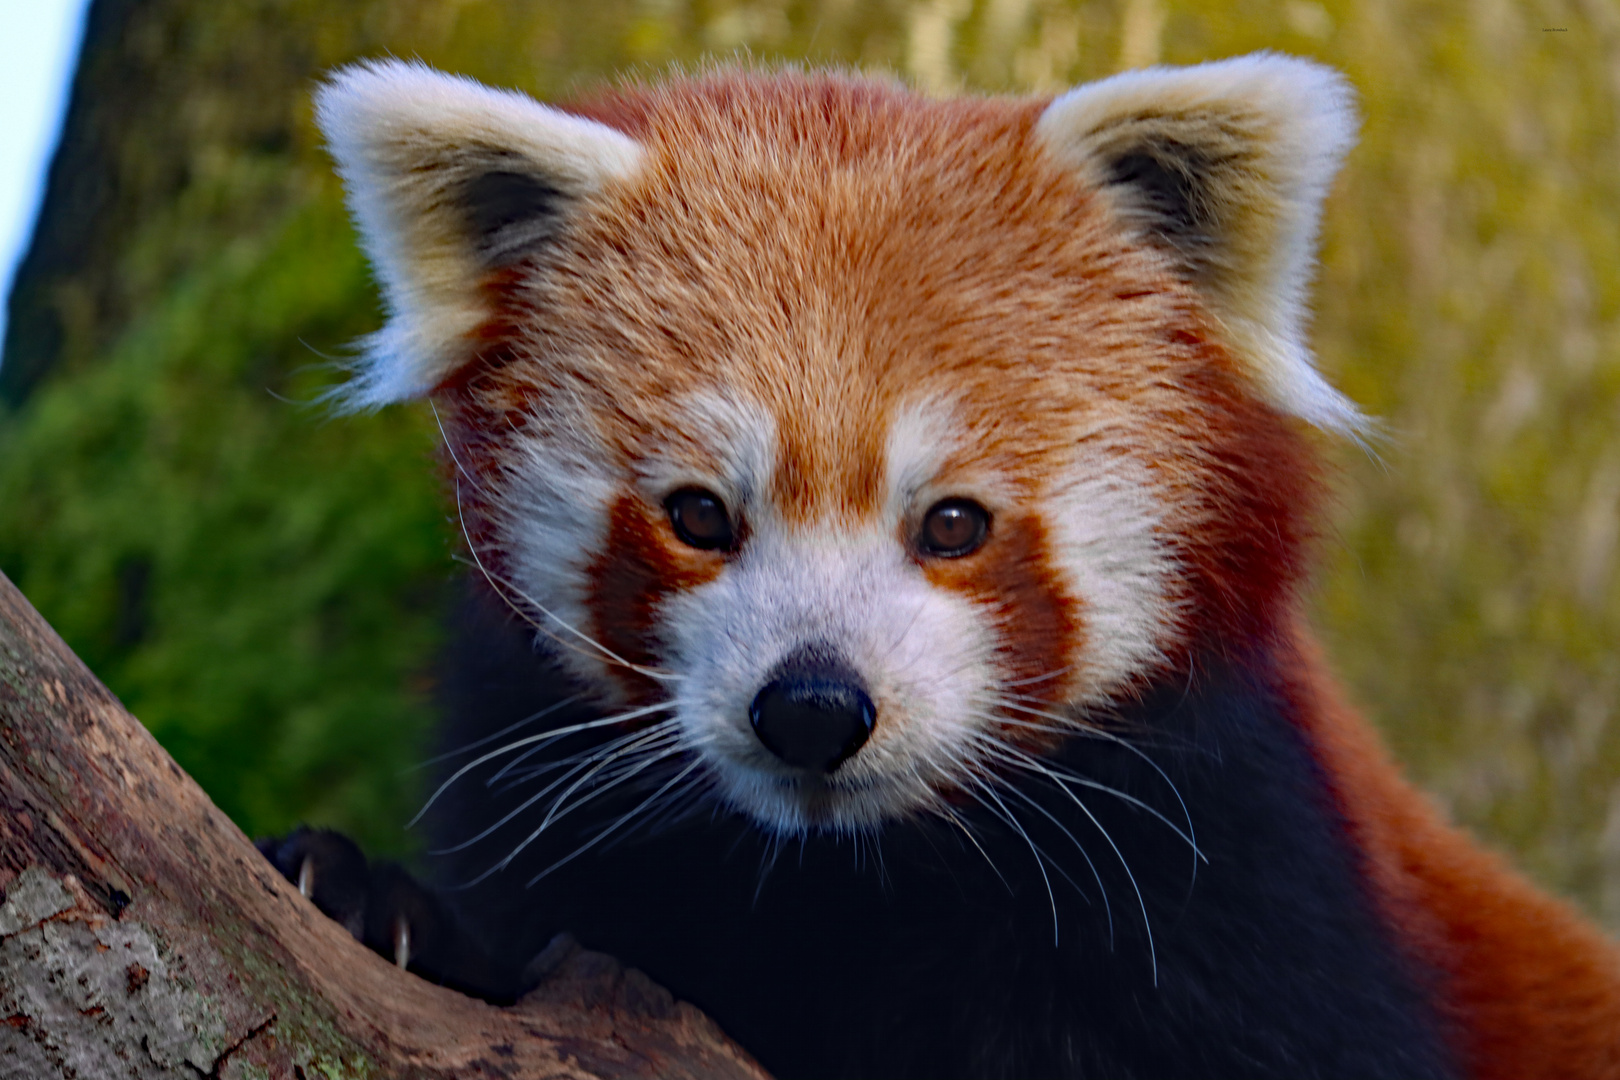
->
[0,570,770,1079]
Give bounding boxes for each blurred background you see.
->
[2,0,1618,924]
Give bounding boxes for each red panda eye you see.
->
[919,499,990,558]
[666,488,736,551]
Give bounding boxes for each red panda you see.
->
[260,54,1620,1079]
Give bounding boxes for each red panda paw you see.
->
[257,826,524,1001]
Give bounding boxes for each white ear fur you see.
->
[1036,53,1363,435]
[315,60,643,409]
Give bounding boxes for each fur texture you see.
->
[308,55,1620,1079]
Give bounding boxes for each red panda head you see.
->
[317,55,1358,834]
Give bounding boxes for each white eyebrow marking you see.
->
[1042,449,1180,705]
[634,388,778,510]
[884,395,963,523]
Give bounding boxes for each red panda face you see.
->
[318,57,1355,834]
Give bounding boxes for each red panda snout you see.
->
[661,517,1000,834]
[748,643,876,773]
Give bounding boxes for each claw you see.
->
[393,914,412,970]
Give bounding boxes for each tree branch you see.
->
[0,571,770,1079]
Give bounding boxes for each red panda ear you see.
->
[1036,53,1364,435]
[314,60,643,409]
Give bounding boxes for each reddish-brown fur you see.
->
[435,70,1620,1074]
[1286,626,1620,1079]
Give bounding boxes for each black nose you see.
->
[749,646,875,773]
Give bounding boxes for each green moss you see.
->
[0,197,451,852]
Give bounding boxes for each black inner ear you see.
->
[463,167,566,267]
[1104,140,1219,275]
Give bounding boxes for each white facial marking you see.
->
[1043,450,1179,705]
[884,396,962,521]
[499,402,620,686]
[660,519,998,834]
[634,389,778,512]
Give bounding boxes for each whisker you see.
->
[429,398,479,490]
[954,754,1092,908]
[596,752,719,853]
[525,758,707,887]
[532,726,685,835]
[978,711,1107,740]
[489,720,677,793]
[985,709,1198,759]
[990,698,1198,876]
[487,739,572,790]
[1000,664,1077,689]
[430,722,680,854]
[1083,797,1157,985]
[486,717,658,788]
[434,757,598,855]
[500,736,690,865]
[440,466,680,683]
[873,595,931,672]
[997,753,1159,986]
[998,692,1186,750]
[869,830,891,892]
[963,777,1060,947]
[409,701,677,827]
[916,648,1000,691]
[432,402,648,680]
[471,549,685,683]
[449,541,653,675]
[968,729,1205,866]
[412,694,584,771]
[970,752,1113,948]
[754,831,786,906]
[455,743,695,890]
[935,802,1012,895]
